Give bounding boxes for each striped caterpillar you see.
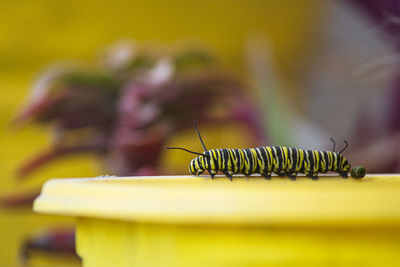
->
[167,121,366,180]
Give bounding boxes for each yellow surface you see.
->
[76,218,400,267]
[34,175,400,226]
[34,175,400,266]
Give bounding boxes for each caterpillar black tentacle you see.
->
[166,121,367,180]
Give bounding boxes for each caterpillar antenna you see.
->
[329,137,336,152]
[165,147,206,157]
[193,120,208,152]
[339,140,349,154]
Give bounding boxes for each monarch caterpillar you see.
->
[167,121,366,180]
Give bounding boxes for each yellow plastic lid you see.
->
[34,175,400,226]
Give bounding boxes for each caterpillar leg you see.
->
[209,171,216,179]
[340,172,349,178]
[308,174,319,180]
[286,172,297,181]
[223,172,233,181]
[195,170,204,176]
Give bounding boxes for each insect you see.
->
[167,121,366,180]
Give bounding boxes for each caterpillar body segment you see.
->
[167,121,366,180]
[189,147,351,180]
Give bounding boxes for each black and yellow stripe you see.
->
[169,121,364,180]
[189,146,352,180]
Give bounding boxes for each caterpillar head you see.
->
[190,155,206,176]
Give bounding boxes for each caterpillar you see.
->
[167,121,366,180]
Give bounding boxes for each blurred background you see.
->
[1,0,400,266]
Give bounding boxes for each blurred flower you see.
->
[13,41,263,178]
